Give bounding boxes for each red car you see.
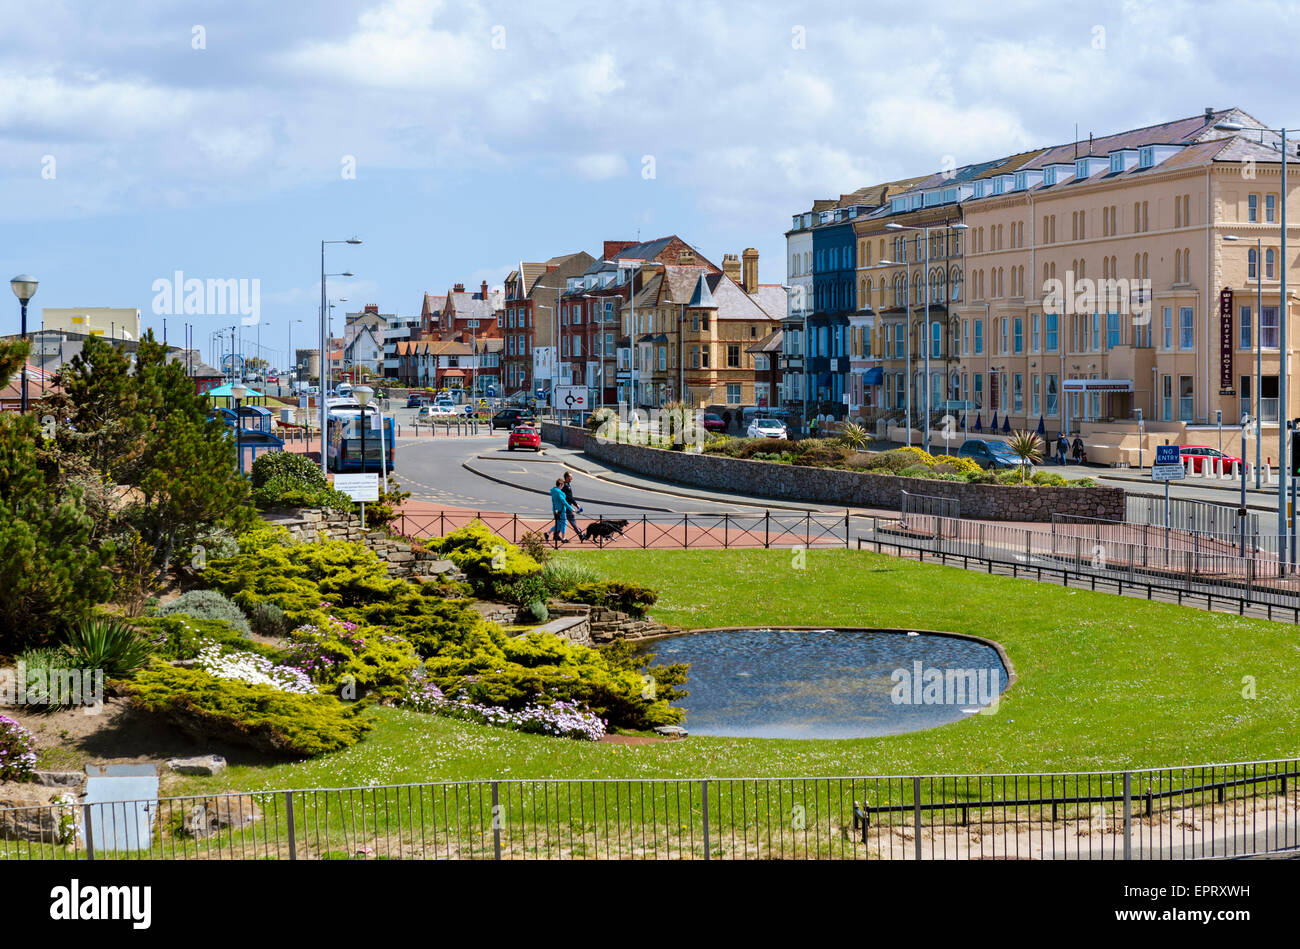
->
[702,412,726,432]
[1179,445,1248,474]
[507,424,541,452]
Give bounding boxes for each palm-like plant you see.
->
[839,421,870,451]
[65,617,153,677]
[1008,430,1044,483]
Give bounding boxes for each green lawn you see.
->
[179,547,1300,795]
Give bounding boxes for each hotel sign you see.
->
[1219,287,1235,395]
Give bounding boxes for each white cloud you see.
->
[573,153,627,180]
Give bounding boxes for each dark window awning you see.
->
[863,366,884,385]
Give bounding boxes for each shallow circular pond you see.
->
[638,628,1007,739]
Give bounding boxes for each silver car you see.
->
[747,417,788,439]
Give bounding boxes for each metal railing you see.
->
[1053,512,1284,561]
[3,760,1295,860]
[900,490,960,521]
[864,513,1300,618]
[1126,493,1262,538]
[391,510,853,550]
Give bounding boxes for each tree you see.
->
[139,410,252,575]
[0,339,29,390]
[0,412,115,647]
[1008,430,1045,483]
[54,335,145,479]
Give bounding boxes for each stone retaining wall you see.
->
[264,509,462,581]
[572,429,1123,522]
[540,421,589,450]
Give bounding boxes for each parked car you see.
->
[1179,445,1247,474]
[958,438,1032,472]
[507,424,542,452]
[703,412,726,432]
[747,417,788,439]
[493,408,535,430]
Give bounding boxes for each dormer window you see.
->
[1015,172,1027,190]
[1109,153,1123,173]
[974,180,986,198]
[1075,159,1089,179]
[1139,146,1154,168]
[1044,167,1056,186]
[992,177,1005,195]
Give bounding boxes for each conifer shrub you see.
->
[123,662,372,757]
[157,589,252,636]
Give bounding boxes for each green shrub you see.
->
[1069,477,1098,487]
[540,559,599,593]
[64,617,153,677]
[203,524,404,621]
[559,581,658,617]
[1030,470,1068,486]
[517,529,552,565]
[15,647,73,711]
[158,589,252,637]
[499,573,551,607]
[863,449,925,473]
[283,613,420,700]
[131,615,286,662]
[427,521,542,596]
[123,662,372,757]
[250,451,352,511]
[246,601,291,638]
[525,600,549,624]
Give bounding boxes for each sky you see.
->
[2,0,1298,368]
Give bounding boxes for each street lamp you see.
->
[1216,118,1290,551]
[1224,234,1264,488]
[354,385,373,476]
[319,238,361,475]
[10,275,38,412]
[231,382,247,476]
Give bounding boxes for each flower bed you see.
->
[400,674,605,741]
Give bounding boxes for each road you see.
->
[383,407,1289,519]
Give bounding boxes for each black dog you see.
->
[583,519,629,545]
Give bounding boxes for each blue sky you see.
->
[2,0,1298,367]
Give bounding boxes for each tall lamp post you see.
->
[319,238,361,475]
[779,285,808,435]
[10,275,38,412]
[1216,118,1290,552]
[1224,234,1264,488]
[231,382,247,476]
[354,385,373,475]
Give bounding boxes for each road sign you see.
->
[1152,444,1185,482]
[333,473,379,502]
[554,385,589,411]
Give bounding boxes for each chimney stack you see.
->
[481,280,489,297]
[603,240,637,261]
[722,253,742,284]
[741,248,759,294]
[453,283,465,292]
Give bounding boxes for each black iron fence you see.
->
[3,760,1295,860]
[392,509,853,550]
[865,513,1300,620]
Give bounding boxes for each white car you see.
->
[747,418,788,439]
[431,402,456,417]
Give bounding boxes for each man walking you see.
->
[1057,431,1070,465]
[546,478,572,544]
[561,471,585,541]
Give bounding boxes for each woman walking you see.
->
[547,477,572,544]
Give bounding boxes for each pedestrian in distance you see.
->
[561,471,585,541]
[545,477,572,544]
[1072,435,1086,464]
[1057,431,1070,465]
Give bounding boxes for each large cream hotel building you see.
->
[845,107,1298,455]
